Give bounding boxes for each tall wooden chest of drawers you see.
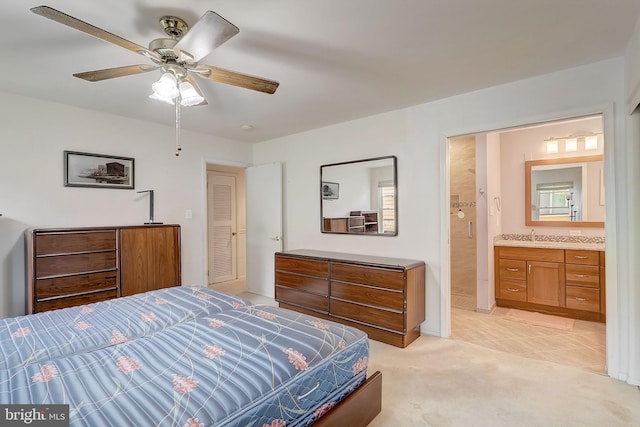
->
[275,249,426,348]
[27,225,181,313]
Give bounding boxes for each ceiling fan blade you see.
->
[173,11,239,62]
[73,65,159,82]
[31,6,162,63]
[193,65,279,94]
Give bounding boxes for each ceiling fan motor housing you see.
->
[149,38,179,60]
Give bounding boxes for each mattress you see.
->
[0,292,370,426]
[0,287,251,370]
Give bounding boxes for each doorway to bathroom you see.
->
[447,114,607,374]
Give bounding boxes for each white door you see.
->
[246,162,283,297]
[207,173,237,283]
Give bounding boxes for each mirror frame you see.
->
[525,155,604,228]
[320,155,398,236]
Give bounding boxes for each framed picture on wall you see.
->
[64,151,135,189]
[322,181,339,200]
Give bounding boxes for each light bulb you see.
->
[149,92,175,105]
[179,81,205,106]
[152,72,179,99]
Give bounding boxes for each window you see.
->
[378,181,396,233]
[537,182,572,218]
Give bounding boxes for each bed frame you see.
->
[315,371,382,426]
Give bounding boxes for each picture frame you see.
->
[64,151,135,189]
[322,181,339,200]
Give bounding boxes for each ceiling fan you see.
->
[30,6,280,107]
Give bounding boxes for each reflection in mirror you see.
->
[525,155,604,227]
[321,156,397,235]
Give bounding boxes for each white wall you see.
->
[0,92,252,318]
[253,57,640,385]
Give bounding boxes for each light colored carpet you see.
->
[503,308,575,331]
[367,336,640,427]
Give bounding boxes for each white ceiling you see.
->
[1,1,639,143]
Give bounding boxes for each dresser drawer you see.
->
[36,252,117,278]
[36,289,118,312]
[566,286,600,312]
[331,263,404,290]
[275,271,329,296]
[275,286,329,313]
[276,256,328,278]
[37,271,118,299]
[565,250,599,266]
[498,259,526,280]
[565,264,599,288]
[331,281,404,311]
[497,279,527,302]
[330,298,404,331]
[36,230,116,256]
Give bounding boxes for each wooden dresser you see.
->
[275,249,425,348]
[494,246,605,322]
[27,225,181,313]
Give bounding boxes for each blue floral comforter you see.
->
[0,288,369,426]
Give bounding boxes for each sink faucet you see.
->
[530,229,536,242]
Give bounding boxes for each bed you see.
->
[0,287,382,426]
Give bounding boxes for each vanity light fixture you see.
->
[546,140,559,154]
[565,138,578,152]
[585,135,598,150]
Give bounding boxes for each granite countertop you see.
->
[493,234,605,251]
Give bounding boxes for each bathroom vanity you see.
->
[494,239,605,322]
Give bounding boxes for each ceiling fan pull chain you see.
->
[175,96,182,156]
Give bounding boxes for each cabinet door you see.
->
[527,261,564,307]
[120,226,181,296]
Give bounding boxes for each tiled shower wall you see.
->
[450,136,477,310]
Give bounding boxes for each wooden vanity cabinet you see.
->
[494,246,605,322]
[275,250,425,348]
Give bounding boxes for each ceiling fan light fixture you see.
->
[149,92,175,105]
[152,72,179,99]
[179,80,205,106]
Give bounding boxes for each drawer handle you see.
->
[574,297,589,301]
[506,268,519,272]
[574,255,589,259]
[506,288,520,292]
[575,274,590,278]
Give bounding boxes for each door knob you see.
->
[232,232,237,236]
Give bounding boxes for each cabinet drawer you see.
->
[275,286,329,313]
[275,256,328,278]
[331,263,404,290]
[496,247,564,262]
[497,279,527,302]
[331,298,404,331]
[276,271,328,296]
[565,250,599,266]
[565,264,599,288]
[498,259,526,280]
[331,281,404,311]
[566,286,599,312]
[36,252,116,278]
[36,289,118,313]
[37,271,117,299]
[36,230,116,256]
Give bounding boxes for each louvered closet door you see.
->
[207,173,237,283]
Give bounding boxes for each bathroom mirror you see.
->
[525,155,604,227]
[321,156,397,235]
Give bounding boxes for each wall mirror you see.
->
[320,156,397,235]
[525,155,604,227]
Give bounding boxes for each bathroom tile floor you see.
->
[451,307,607,374]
